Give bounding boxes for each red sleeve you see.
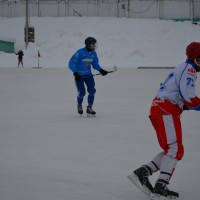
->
[183,96,200,108]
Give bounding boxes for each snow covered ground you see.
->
[0,17,200,200]
[1,17,200,68]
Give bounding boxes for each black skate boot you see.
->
[86,106,96,117]
[77,105,83,115]
[134,165,153,192]
[127,165,153,196]
[150,179,179,200]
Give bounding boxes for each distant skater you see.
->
[15,50,24,68]
[68,37,108,116]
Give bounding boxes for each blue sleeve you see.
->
[190,105,200,111]
[91,52,102,71]
[68,51,79,73]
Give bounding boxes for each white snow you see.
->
[1,17,200,68]
[0,17,200,200]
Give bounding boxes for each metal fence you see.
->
[0,0,200,20]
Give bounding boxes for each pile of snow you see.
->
[1,17,200,68]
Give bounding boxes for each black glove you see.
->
[74,72,81,81]
[182,105,189,110]
[99,69,108,76]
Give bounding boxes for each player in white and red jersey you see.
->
[128,42,200,199]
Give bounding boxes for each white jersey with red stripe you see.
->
[155,60,200,109]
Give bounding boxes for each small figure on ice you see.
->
[128,42,200,200]
[68,37,108,116]
[15,50,24,68]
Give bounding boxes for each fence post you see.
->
[190,0,194,23]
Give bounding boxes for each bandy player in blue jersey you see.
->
[128,42,200,200]
[68,37,108,116]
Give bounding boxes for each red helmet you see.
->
[186,42,200,61]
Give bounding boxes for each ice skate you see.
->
[127,165,153,196]
[77,105,83,115]
[150,179,179,200]
[86,106,96,117]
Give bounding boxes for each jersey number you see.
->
[187,77,194,87]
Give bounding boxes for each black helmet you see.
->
[85,37,97,47]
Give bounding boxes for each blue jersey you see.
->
[68,47,102,76]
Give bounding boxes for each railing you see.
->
[0,0,200,20]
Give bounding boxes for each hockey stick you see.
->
[93,66,117,76]
[78,66,117,79]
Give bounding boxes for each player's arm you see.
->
[68,51,79,73]
[179,67,200,109]
[92,52,108,76]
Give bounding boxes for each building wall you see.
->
[0,0,200,20]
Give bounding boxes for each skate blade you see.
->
[87,113,96,117]
[150,193,161,200]
[127,173,151,197]
[166,196,179,200]
[150,193,179,200]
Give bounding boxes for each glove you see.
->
[182,105,189,110]
[99,69,108,76]
[74,72,81,81]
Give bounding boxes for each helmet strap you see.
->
[86,46,93,52]
[194,59,200,71]
[194,59,200,67]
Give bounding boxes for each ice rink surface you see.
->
[0,68,200,200]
